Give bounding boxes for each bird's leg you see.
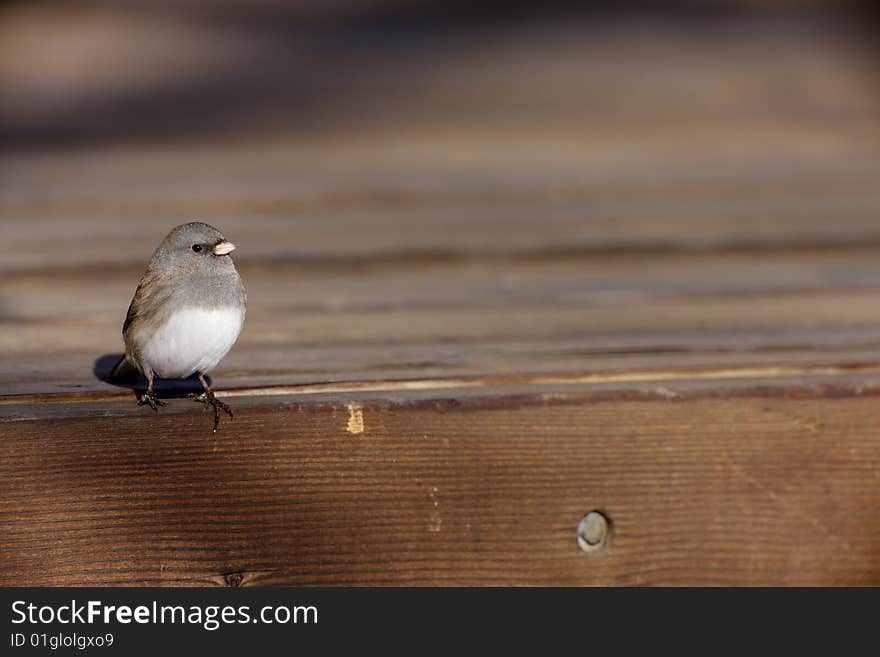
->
[191,372,233,432]
[137,371,166,412]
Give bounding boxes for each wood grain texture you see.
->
[3,10,880,585]
[3,387,880,586]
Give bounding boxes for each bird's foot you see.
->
[190,391,233,432]
[137,390,166,412]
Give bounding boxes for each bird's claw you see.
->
[190,391,233,432]
[137,391,166,412]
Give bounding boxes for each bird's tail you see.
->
[108,354,139,382]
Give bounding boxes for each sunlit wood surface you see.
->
[3,9,880,585]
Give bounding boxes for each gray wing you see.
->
[118,269,176,381]
[122,269,173,338]
[109,283,149,381]
[122,295,138,335]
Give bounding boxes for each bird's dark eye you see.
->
[192,244,202,253]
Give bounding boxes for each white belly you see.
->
[142,306,244,379]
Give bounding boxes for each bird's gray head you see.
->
[149,222,238,276]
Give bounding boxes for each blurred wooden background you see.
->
[3,2,880,585]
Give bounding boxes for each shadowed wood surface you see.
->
[3,10,880,585]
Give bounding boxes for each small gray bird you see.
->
[109,222,246,431]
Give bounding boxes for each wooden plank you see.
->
[3,382,880,586]
[6,167,880,275]
[7,250,880,395]
[4,16,880,275]
[4,11,880,586]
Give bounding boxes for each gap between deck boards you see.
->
[5,361,880,407]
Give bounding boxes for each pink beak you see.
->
[213,240,236,256]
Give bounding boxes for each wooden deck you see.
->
[3,9,880,585]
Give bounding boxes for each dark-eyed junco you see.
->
[109,222,246,431]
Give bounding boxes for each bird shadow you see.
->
[94,353,210,399]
